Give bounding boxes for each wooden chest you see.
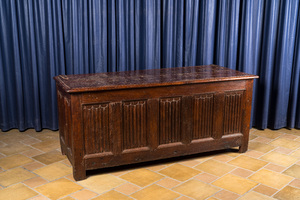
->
[54,65,258,181]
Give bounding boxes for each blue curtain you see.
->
[1,0,300,131]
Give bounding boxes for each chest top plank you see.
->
[54,65,258,93]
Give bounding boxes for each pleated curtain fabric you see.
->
[0,0,300,131]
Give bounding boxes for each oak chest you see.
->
[54,65,258,180]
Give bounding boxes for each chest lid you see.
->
[53,65,258,93]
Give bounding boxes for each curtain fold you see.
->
[1,0,300,131]
[0,0,65,131]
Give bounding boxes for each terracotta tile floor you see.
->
[0,128,299,200]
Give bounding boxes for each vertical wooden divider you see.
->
[71,94,86,180]
[110,102,122,154]
[181,96,192,144]
[239,80,254,153]
[147,99,159,150]
[212,92,225,139]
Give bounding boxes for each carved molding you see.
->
[83,104,110,154]
[122,100,147,150]
[159,97,181,144]
[223,91,244,134]
[193,94,214,139]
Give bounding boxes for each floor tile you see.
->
[156,177,181,188]
[26,130,59,141]
[0,132,32,144]
[21,137,41,145]
[194,173,218,183]
[22,149,44,157]
[120,168,163,187]
[207,198,219,200]
[274,147,294,154]
[274,185,300,200]
[239,191,274,200]
[261,151,298,167]
[249,133,258,140]
[36,178,83,200]
[23,177,48,188]
[132,184,180,200]
[248,142,276,153]
[195,155,213,162]
[71,189,98,200]
[289,179,300,188]
[115,183,141,195]
[0,154,33,169]
[60,197,76,200]
[212,154,233,162]
[65,174,76,182]
[176,196,194,200]
[79,174,125,193]
[146,164,168,172]
[264,163,286,172]
[30,195,50,200]
[110,170,131,177]
[0,183,38,200]
[230,168,253,178]
[283,164,300,179]
[229,155,267,171]
[0,141,6,148]
[252,136,273,144]
[253,184,278,196]
[279,133,299,140]
[31,140,60,152]
[34,162,72,181]
[270,138,300,150]
[291,149,300,157]
[0,167,36,186]
[33,150,66,165]
[253,129,283,139]
[280,128,300,135]
[179,159,200,167]
[249,169,293,189]
[94,190,132,200]
[0,142,32,156]
[23,162,45,171]
[243,150,265,158]
[159,164,200,181]
[214,190,240,200]
[195,159,235,176]
[61,159,72,167]
[212,174,257,195]
[174,179,219,199]
[223,151,240,158]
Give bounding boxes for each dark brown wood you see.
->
[54,65,258,181]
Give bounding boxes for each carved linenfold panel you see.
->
[223,91,244,134]
[193,94,214,139]
[83,104,110,154]
[122,100,147,150]
[159,97,181,144]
